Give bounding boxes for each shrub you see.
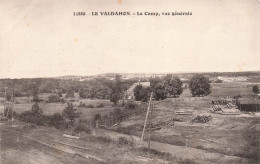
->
[252,85,260,94]
[94,113,101,121]
[18,111,45,126]
[118,137,134,146]
[86,104,94,108]
[31,103,43,117]
[65,87,75,98]
[79,102,86,107]
[73,123,91,134]
[96,103,104,108]
[139,147,174,161]
[48,94,61,103]
[18,111,34,122]
[96,136,112,143]
[116,127,132,135]
[191,114,212,123]
[62,102,80,125]
[124,101,138,110]
[47,113,65,129]
[60,98,66,103]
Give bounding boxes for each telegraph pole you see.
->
[141,92,153,146]
[4,87,14,120]
[11,88,14,121]
[148,102,154,149]
[4,87,7,117]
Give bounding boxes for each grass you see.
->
[78,99,113,107]
[0,98,116,121]
[111,81,259,161]
[0,103,66,115]
[210,82,255,97]
[78,106,116,120]
[137,147,176,162]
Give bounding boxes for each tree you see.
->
[94,113,101,121]
[153,83,167,100]
[164,75,183,97]
[31,82,40,102]
[110,76,122,105]
[62,102,79,125]
[48,94,61,103]
[31,103,43,117]
[150,77,167,100]
[189,74,211,97]
[252,85,259,94]
[65,87,75,98]
[134,85,151,102]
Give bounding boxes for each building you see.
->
[124,82,150,100]
[216,76,248,83]
[238,100,260,112]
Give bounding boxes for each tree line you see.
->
[133,74,212,102]
[0,74,213,104]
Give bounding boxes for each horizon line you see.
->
[0,70,260,79]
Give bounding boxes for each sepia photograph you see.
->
[0,0,259,163]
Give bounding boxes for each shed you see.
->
[238,100,260,112]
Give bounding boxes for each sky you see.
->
[0,0,259,78]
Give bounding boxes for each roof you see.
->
[126,82,150,93]
[239,100,260,105]
[135,82,150,87]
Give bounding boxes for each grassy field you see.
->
[0,81,259,163]
[111,97,260,162]
[0,103,66,115]
[210,82,256,97]
[0,98,116,121]
[109,82,260,163]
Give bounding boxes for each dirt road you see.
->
[0,122,93,164]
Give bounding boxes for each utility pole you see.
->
[4,87,7,117]
[4,87,14,120]
[141,92,153,145]
[11,88,14,121]
[148,102,155,149]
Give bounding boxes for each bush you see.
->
[73,123,91,134]
[86,104,94,108]
[17,111,67,129]
[139,147,174,161]
[48,94,61,103]
[18,111,34,122]
[96,103,104,108]
[78,102,86,107]
[94,113,101,121]
[47,113,65,129]
[118,137,134,146]
[18,111,45,126]
[65,87,75,98]
[31,103,43,117]
[62,102,80,125]
[252,85,259,94]
[124,101,138,110]
[192,114,212,123]
[96,136,112,143]
[60,98,66,103]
